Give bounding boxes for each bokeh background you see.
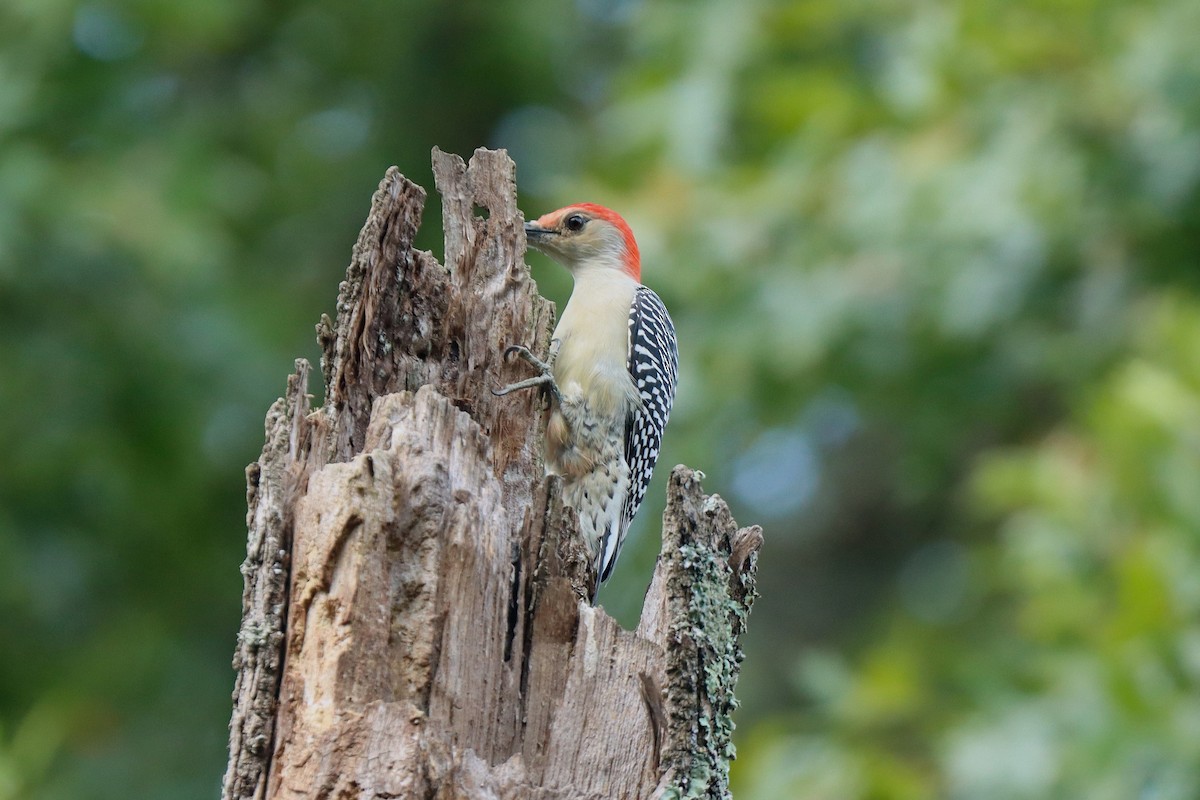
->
[3,0,1200,797]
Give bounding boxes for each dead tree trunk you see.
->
[221,148,763,800]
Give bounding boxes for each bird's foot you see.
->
[492,343,563,405]
[504,344,554,374]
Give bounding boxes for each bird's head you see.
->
[524,203,640,282]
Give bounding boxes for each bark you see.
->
[222,148,763,800]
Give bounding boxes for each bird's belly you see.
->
[544,361,635,480]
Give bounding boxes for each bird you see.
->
[495,203,679,601]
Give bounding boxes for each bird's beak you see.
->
[524,221,554,247]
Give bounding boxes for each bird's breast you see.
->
[551,278,640,421]
[544,273,640,477]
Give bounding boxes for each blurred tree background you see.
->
[2,0,1198,797]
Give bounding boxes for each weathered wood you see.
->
[222,148,761,800]
[222,360,312,800]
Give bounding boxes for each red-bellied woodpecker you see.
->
[495,203,679,601]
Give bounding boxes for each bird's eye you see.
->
[564,214,586,232]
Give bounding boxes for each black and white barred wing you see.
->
[607,286,679,581]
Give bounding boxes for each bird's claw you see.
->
[504,344,553,375]
[491,374,551,397]
[494,342,563,404]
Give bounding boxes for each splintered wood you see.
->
[222,149,762,800]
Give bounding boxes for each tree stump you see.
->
[221,148,763,800]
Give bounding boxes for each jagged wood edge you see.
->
[221,361,311,800]
[651,468,762,800]
[223,166,433,800]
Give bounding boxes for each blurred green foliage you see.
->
[2,0,1198,797]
